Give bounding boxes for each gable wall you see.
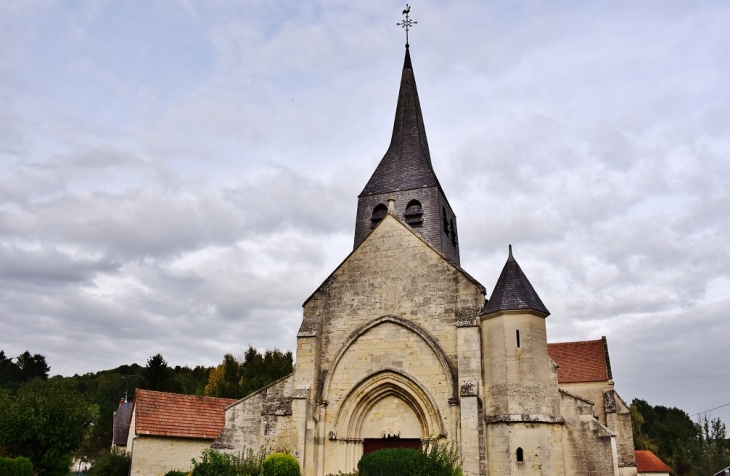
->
[305,216,484,399]
[213,375,294,454]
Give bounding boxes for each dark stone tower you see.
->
[354,46,460,265]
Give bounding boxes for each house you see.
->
[635,450,672,476]
[126,389,235,476]
[112,399,133,449]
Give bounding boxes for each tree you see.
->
[631,398,730,476]
[696,414,730,475]
[88,447,131,476]
[140,354,175,391]
[631,403,658,453]
[204,354,243,399]
[0,351,21,392]
[240,347,293,397]
[15,351,50,381]
[204,348,293,399]
[0,380,94,476]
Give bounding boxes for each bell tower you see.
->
[353,46,460,265]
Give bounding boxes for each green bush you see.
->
[358,448,420,476]
[164,471,189,476]
[0,456,33,476]
[411,438,462,476]
[357,439,462,476]
[191,448,267,476]
[261,453,300,476]
[88,447,131,476]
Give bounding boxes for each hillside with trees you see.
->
[0,347,292,474]
[631,398,730,475]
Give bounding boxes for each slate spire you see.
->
[481,245,550,316]
[353,46,460,265]
[359,46,439,197]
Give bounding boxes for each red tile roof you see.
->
[547,339,609,384]
[635,450,672,473]
[133,389,236,440]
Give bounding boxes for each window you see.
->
[450,218,457,246]
[371,204,387,228]
[404,200,423,227]
[443,207,449,233]
[516,330,520,348]
[516,447,524,462]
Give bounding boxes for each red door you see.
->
[363,437,421,455]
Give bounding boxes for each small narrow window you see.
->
[371,204,387,228]
[516,447,524,462]
[450,218,457,246]
[442,207,449,233]
[516,330,520,348]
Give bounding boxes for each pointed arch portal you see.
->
[332,369,444,470]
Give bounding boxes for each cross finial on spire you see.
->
[397,4,417,47]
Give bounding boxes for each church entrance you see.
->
[363,436,422,455]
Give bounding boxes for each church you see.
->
[212,44,637,476]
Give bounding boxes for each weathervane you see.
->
[397,4,417,47]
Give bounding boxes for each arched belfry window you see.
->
[516,447,524,463]
[442,207,449,234]
[404,200,423,227]
[371,204,387,228]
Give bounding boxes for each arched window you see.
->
[516,447,524,462]
[442,207,449,234]
[371,204,388,228]
[404,199,423,227]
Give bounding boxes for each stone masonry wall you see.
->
[559,390,617,476]
[485,422,565,475]
[605,390,637,473]
[324,320,452,423]
[481,312,560,417]
[213,375,294,454]
[306,215,484,383]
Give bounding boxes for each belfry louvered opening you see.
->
[371,204,388,228]
[404,200,423,227]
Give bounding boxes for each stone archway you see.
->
[332,370,444,471]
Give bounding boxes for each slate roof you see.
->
[112,401,133,446]
[480,245,550,316]
[132,389,236,440]
[547,338,612,384]
[635,450,672,473]
[359,46,441,197]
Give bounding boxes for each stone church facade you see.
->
[213,46,637,476]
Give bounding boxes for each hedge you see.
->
[0,456,33,476]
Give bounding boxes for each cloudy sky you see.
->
[1,0,729,422]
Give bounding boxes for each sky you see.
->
[1,0,729,424]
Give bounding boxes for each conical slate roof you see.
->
[481,245,550,316]
[359,47,439,197]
